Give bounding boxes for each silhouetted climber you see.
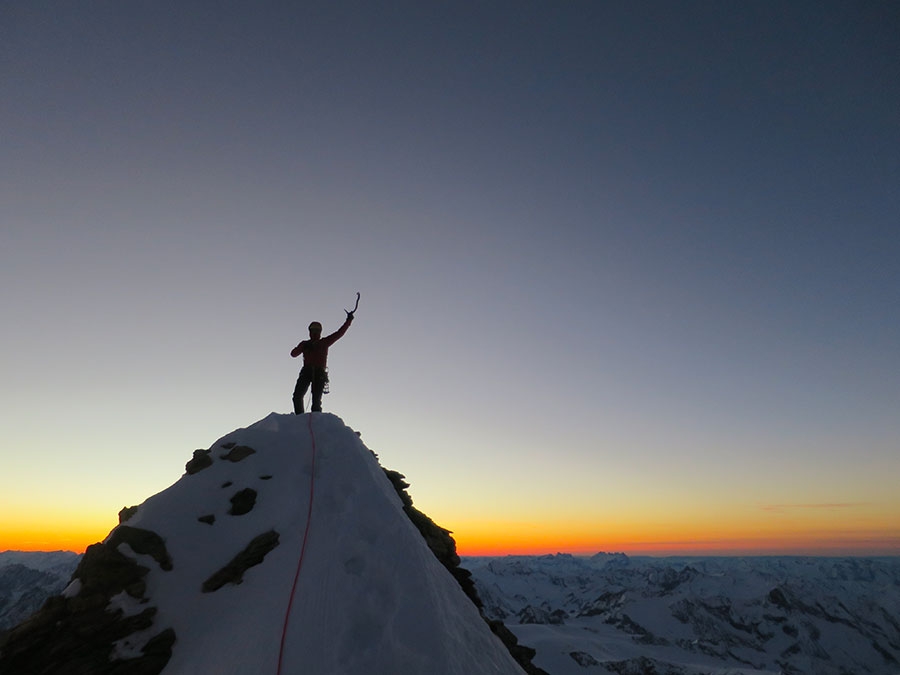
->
[290,296,357,413]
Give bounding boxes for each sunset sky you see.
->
[2,1,898,556]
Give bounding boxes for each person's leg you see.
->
[311,368,325,412]
[293,368,312,414]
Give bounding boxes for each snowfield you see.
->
[465,553,900,675]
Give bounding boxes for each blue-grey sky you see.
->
[2,1,898,554]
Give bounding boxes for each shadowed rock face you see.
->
[228,487,258,515]
[201,530,281,593]
[185,448,213,475]
[381,468,549,675]
[107,526,173,571]
[119,505,139,523]
[0,530,175,675]
[221,445,256,462]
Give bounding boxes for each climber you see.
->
[290,296,357,414]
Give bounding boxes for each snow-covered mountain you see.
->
[0,412,537,675]
[465,553,900,675]
[0,551,79,635]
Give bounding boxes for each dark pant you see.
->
[293,366,327,414]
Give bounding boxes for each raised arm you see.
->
[321,315,353,347]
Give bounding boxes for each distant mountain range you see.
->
[7,548,899,675]
[0,551,80,636]
[465,553,900,675]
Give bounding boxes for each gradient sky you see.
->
[2,1,898,556]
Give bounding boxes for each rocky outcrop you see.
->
[107,526,172,572]
[382,467,548,675]
[570,650,600,667]
[604,655,689,675]
[227,487,257,516]
[0,530,174,675]
[201,530,280,593]
[519,604,567,624]
[118,505,139,523]
[185,448,213,475]
[220,444,256,462]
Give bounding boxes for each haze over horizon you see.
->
[2,1,898,557]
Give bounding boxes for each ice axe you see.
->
[345,292,360,319]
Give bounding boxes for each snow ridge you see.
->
[0,413,526,675]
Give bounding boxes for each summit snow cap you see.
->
[0,413,528,675]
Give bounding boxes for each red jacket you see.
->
[290,317,352,368]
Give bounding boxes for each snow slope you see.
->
[2,413,524,675]
[466,553,900,675]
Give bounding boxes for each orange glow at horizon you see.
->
[1,531,102,555]
[454,535,900,557]
[3,509,898,558]
[1,514,115,554]
[450,517,900,557]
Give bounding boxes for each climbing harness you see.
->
[276,412,319,674]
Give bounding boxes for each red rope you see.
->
[276,412,319,674]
